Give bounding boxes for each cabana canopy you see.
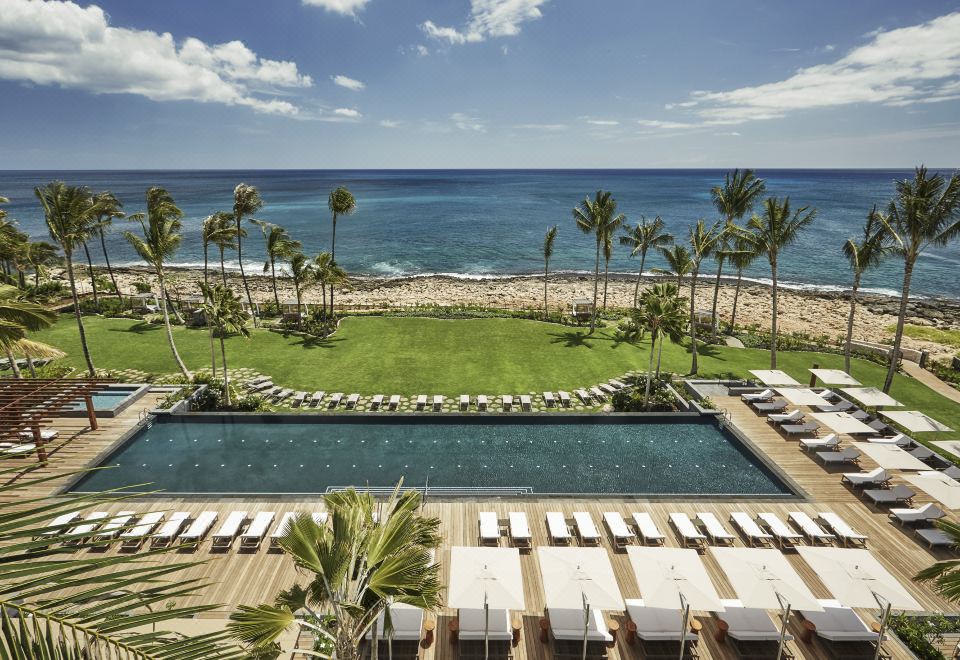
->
[854,443,931,471]
[903,471,960,509]
[536,547,623,611]
[841,387,902,408]
[774,387,830,406]
[796,547,921,611]
[710,547,821,611]
[625,546,724,612]
[932,441,960,461]
[809,412,878,435]
[809,369,861,386]
[448,546,525,610]
[750,370,801,387]
[881,410,954,433]
[0,377,111,443]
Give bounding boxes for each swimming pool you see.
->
[61,385,149,418]
[71,414,794,497]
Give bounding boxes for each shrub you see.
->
[611,376,678,412]
[132,280,153,294]
[889,613,960,660]
[928,359,960,389]
[189,377,266,412]
[21,281,67,303]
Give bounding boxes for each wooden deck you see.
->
[8,391,960,659]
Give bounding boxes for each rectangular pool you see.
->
[69,414,794,497]
[61,384,148,418]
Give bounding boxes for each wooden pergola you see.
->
[0,377,112,462]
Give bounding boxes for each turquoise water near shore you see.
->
[2,169,957,298]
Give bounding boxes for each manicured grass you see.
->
[35,314,960,439]
[888,323,960,349]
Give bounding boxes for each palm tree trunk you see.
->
[209,325,217,379]
[158,274,190,380]
[770,259,779,369]
[729,269,743,332]
[655,330,665,378]
[26,355,36,378]
[689,269,699,375]
[633,252,647,308]
[602,258,610,311]
[710,256,724,340]
[220,335,231,407]
[82,241,99,310]
[4,347,21,378]
[644,332,656,410]
[883,259,914,393]
[165,288,184,324]
[219,247,228,288]
[590,239,600,333]
[65,253,96,377]
[844,271,861,374]
[236,217,257,327]
[321,282,328,319]
[295,283,303,329]
[330,215,338,318]
[270,258,280,309]
[34,268,39,288]
[543,258,549,321]
[203,243,209,287]
[99,228,123,304]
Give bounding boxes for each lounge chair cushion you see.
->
[626,599,698,642]
[550,608,612,642]
[459,608,512,640]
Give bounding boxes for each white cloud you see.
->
[333,107,361,118]
[0,0,311,116]
[514,123,567,130]
[301,0,371,16]
[823,44,836,52]
[416,44,430,57]
[379,119,401,128]
[421,0,547,45]
[636,119,696,129]
[332,74,365,90]
[678,11,960,126]
[586,119,619,126]
[451,112,485,132]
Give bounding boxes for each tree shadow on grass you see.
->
[287,334,345,350]
[548,330,600,349]
[109,321,162,335]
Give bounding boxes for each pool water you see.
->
[68,387,142,411]
[71,415,793,496]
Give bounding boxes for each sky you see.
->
[1,0,959,169]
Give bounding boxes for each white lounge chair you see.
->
[519,394,531,411]
[669,513,707,550]
[787,511,835,545]
[34,511,80,543]
[864,485,915,506]
[589,386,606,401]
[63,512,110,546]
[818,512,867,547]
[270,512,327,548]
[573,512,601,546]
[696,512,736,546]
[371,394,384,410]
[432,395,443,411]
[741,389,774,402]
[890,502,946,526]
[599,384,616,395]
[18,429,58,441]
[151,512,190,548]
[92,511,136,544]
[459,394,469,411]
[817,447,861,465]
[366,603,424,645]
[509,511,531,548]
[717,598,792,657]
[609,379,627,389]
[261,385,280,397]
[757,513,803,549]
[626,599,695,643]
[558,391,571,407]
[550,607,612,643]
[768,409,803,425]
[501,395,513,411]
[240,511,275,550]
[120,511,165,550]
[328,392,344,408]
[388,395,400,410]
[477,394,488,411]
[546,512,572,544]
[1,443,35,457]
[799,433,840,452]
[291,391,307,408]
[274,388,293,402]
[479,511,500,545]
[459,607,512,641]
[575,389,591,404]
[309,391,325,407]
[415,394,427,410]
[602,511,636,549]
[178,511,218,547]
[346,393,359,409]
[211,511,247,550]
[800,599,879,644]
[868,433,911,447]
[942,465,960,480]
[543,392,556,407]
[841,467,890,488]
[917,527,955,549]
[632,512,665,545]
[729,512,774,547]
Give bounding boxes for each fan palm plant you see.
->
[0,284,59,378]
[254,222,302,309]
[35,181,101,376]
[620,215,672,308]
[124,187,191,380]
[228,482,442,660]
[573,190,625,333]
[313,251,347,319]
[877,166,960,393]
[200,282,250,405]
[202,212,235,287]
[739,197,817,368]
[842,208,890,374]
[655,244,693,290]
[633,283,687,409]
[543,225,557,320]
[91,191,125,304]
[23,240,61,287]
[0,466,247,658]
[685,219,727,374]
[601,226,617,311]
[233,183,264,322]
[723,233,759,333]
[710,169,766,340]
[289,251,313,328]
[327,186,357,316]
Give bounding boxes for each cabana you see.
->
[881,410,954,433]
[570,299,594,324]
[749,370,801,387]
[774,387,830,407]
[809,368,861,386]
[127,291,159,312]
[797,547,921,660]
[853,442,931,471]
[448,546,524,660]
[841,387,902,409]
[711,547,821,660]
[809,412,878,436]
[537,546,622,660]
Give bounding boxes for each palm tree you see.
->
[633,283,687,409]
[124,187,191,379]
[327,186,357,316]
[601,224,619,311]
[35,181,101,376]
[0,284,59,378]
[23,240,60,287]
[842,208,890,373]
[200,282,250,406]
[254,222,301,309]
[233,183,263,322]
[915,519,960,600]
[91,191,125,304]
[313,251,347,319]
[710,169,767,340]
[685,219,727,374]
[878,167,960,393]
[0,470,246,658]
[543,225,557,320]
[573,190,625,333]
[289,251,313,327]
[202,211,235,287]
[620,215,672,308]
[740,197,817,368]
[723,233,759,333]
[655,244,693,290]
[229,483,441,660]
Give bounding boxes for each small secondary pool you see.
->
[71,415,793,497]
[62,385,148,418]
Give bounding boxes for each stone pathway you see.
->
[723,335,745,348]
[902,361,960,405]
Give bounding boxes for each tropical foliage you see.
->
[573,190,625,333]
[327,186,357,317]
[0,284,61,378]
[200,282,250,406]
[233,183,264,321]
[685,219,726,374]
[620,215,672,308]
[543,225,557,320]
[631,282,687,409]
[842,208,889,373]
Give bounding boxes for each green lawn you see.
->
[35,314,960,439]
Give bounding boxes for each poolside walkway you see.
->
[902,360,960,405]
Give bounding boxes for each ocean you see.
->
[1,169,957,298]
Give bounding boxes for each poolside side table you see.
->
[448,619,458,644]
[800,620,816,644]
[607,620,619,647]
[423,619,435,647]
[512,618,522,646]
[539,618,549,642]
[689,619,702,635]
[625,621,637,645]
[714,619,728,643]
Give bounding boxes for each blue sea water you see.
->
[1,169,958,298]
